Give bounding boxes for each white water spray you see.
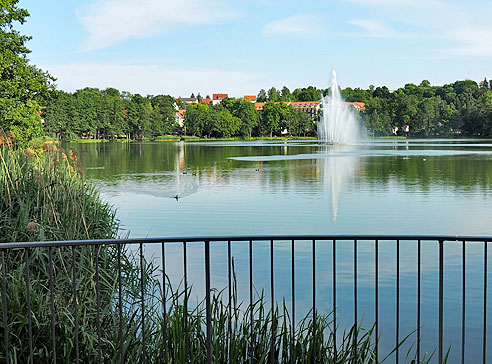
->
[318,69,361,144]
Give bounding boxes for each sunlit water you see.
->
[68,139,492,363]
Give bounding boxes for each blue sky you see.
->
[18,0,492,98]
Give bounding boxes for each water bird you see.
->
[174,195,179,201]
[183,171,187,174]
[192,172,197,176]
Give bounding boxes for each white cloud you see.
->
[79,0,233,51]
[446,26,492,56]
[344,0,492,56]
[348,19,407,38]
[262,15,323,37]
[43,62,266,97]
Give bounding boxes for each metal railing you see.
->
[0,234,491,363]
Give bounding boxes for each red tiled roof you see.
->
[244,95,256,101]
[213,93,228,100]
[202,98,211,104]
[177,109,186,117]
[345,102,366,110]
[255,102,266,110]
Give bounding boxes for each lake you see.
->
[67,139,492,363]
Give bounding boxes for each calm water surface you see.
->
[67,139,492,363]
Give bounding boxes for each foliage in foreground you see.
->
[0,0,55,145]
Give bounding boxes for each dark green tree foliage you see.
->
[184,103,241,138]
[257,89,267,102]
[293,86,322,102]
[267,87,281,102]
[360,79,492,137]
[221,97,258,137]
[0,0,54,144]
[44,89,179,140]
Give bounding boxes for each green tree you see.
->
[152,95,177,135]
[261,101,283,137]
[267,87,281,102]
[257,89,267,102]
[0,0,55,144]
[281,86,293,101]
[221,98,258,138]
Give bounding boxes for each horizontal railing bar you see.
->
[2,234,492,249]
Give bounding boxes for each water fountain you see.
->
[318,69,362,144]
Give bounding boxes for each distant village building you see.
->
[178,97,199,105]
[212,93,228,105]
[176,109,186,127]
[254,101,365,120]
[254,101,321,120]
[344,102,366,111]
[243,95,257,102]
[175,92,366,128]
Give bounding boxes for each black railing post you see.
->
[117,244,124,364]
[417,239,421,363]
[249,239,253,364]
[71,246,79,364]
[483,241,488,364]
[205,240,212,364]
[375,239,379,363]
[161,242,168,364]
[2,249,9,364]
[396,239,400,364]
[95,245,102,364]
[48,246,57,364]
[183,241,189,363]
[333,239,337,363]
[140,242,146,364]
[291,239,296,363]
[439,240,444,364]
[270,239,275,364]
[228,240,233,364]
[312,239,316,364]
[25,248,34,364]
[462,240,466,364]
[353,239,357,364]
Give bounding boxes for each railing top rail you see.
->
[1,234,492,249]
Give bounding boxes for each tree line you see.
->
[183,98,314,138]
[43,88,177,140]
[257,81,492,137]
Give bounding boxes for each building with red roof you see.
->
[176,109,186,127]
[243,95,256,102]
[212,93,228,105]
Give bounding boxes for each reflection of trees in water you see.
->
[357,155,492,192]
[66,141,492,196]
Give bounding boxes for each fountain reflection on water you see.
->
[319,146,360,221]
[318,69,362,144]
